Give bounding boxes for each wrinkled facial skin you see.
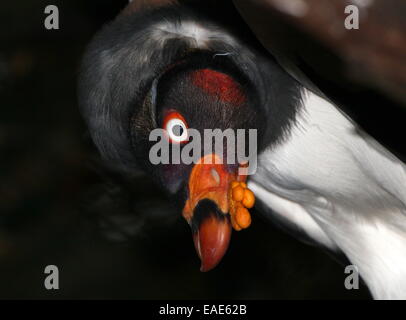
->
[131,52,263,200]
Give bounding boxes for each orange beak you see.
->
[183,154,243,272]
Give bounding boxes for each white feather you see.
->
[153,21,236,49]
[251,88,406,299]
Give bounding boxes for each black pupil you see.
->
[173,124,184,137]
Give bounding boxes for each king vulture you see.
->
[78,0,406,299]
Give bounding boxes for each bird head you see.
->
[130,52,263,270]
[78,5,299,271]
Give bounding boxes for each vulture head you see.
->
[78,3,299,271]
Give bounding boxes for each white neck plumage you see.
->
[250,88,406,299]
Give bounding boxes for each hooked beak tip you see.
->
[192,209,232,272]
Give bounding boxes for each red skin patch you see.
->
[191,69,246,105]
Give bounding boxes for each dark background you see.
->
[0,0,393,299]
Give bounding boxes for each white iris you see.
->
[166,118,188,142]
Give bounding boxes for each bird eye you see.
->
[163,111,189,143]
